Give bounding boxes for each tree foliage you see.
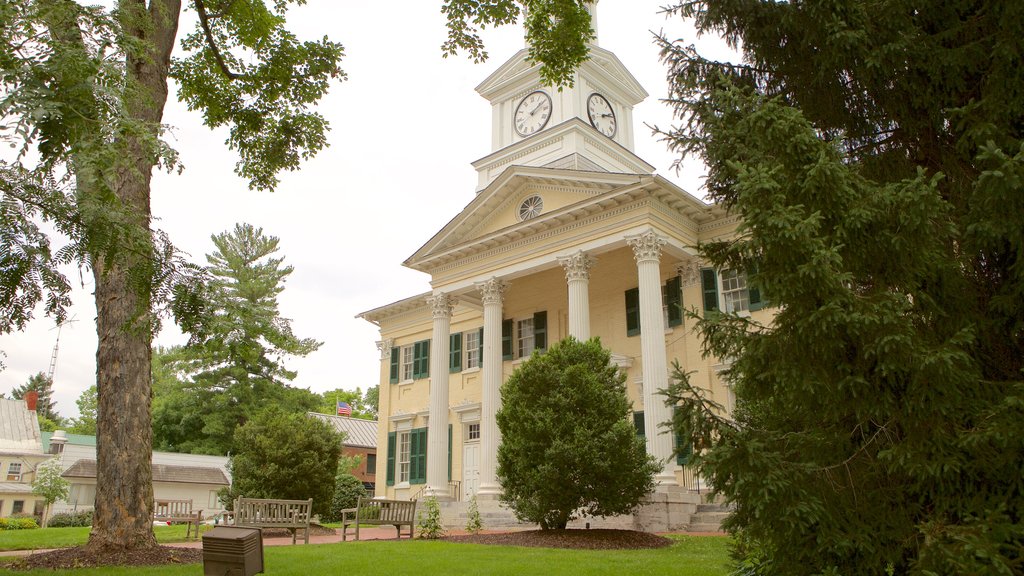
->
[31,459,70,528]
[66,385,97,435]
[661,1,1024,573]
[497,337,659,530]
[313,387,377,420]
[323,473,366,523]
[11,372,61,423]
[226,406,342,518]
[152,224,321,455]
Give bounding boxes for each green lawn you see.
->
[0,524,204,551]
[0,534,732,576]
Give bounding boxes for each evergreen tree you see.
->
[661,1,1024,573]
[12,368,60,420]
[497,337,659,530]
[154,225,322,455]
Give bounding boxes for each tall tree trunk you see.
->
[85,0,180,553]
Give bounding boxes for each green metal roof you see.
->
[41,431,97,452]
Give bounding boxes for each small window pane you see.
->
[468,423,480,440]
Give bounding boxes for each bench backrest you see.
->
[154,499,193,517]
[356,497,417,523]
[235,497,313,526]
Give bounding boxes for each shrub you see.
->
[46,510,94,528]
[465,494,482,534]
[323,474,366,523]
[0,516,40,530]
[417,496,445,539]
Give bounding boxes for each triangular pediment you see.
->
[405,166,646,270]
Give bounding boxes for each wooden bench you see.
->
[234,497,313,544]
[153,498,202,539]
[341,497,417,541]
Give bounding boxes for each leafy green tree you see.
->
[226,406,343,518]
[153,224,322,454]
[67,385,97,436]
[0,0,599,556]
[661,1,1024,573]
[12,372,61,423]
[31,459,70,528]
[314,387,376,420]
[497,337,659,530]
[1,0,343,553]
[362,385,379,419]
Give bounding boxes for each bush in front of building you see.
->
[0,515,40,530]
[227,405,344,519]
[323,473,366,523]
[496,336,660,530]
[45,510,94,528]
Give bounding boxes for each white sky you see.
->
[0,1,733,418]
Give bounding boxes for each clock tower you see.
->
[471,1,654,191]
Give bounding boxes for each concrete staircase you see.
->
[434,489,731,534]
[685,502,731,533]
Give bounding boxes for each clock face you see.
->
[587,93,617,137]
[514,91,552,137]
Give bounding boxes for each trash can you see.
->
[202,526,264,576]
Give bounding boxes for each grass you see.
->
[0,534,732,576]
[0,524,204,551]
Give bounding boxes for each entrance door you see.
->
[463,443,480,499]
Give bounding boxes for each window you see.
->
[625,277,682,336]
[69,484,95,507]
[503,311,547,360]
[398,431,411,483]
[517,317,535,358]
[401,346,414,381]
[465,329,482,369]
[209,491,220,509]
[389,428,427,486]
[468,423,480,441]
[390,340,430,383]
[366,453,377,475]
[701,268,763,313]
[721,269,749,313]
[6,462,22,482]
[12,500,24,514]
[633,411,645,436]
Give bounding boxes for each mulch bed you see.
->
[444,529,672,550]
[7,546,204,571]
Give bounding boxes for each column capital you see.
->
[375,338,393,360]
[627,229,666,263]
[678,259,702,287]
[475,277,508,306]
[426,293,456,319]
[558,251,597,281]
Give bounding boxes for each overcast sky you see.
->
[0,1,734,418]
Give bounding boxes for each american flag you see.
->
[336,401,352,416]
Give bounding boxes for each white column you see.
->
[627,230,677,485]
[558,251,596,340]
[426,293,456,499]
[475,277,507,498]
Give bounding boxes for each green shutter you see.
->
[748,266,765,311]
[666,276,683,327]
[389,347,400,384]
[533,311,547,351]
[674,407,692,465]
[410,428,427,484]
[501,319,513,360]
[413,340,430,379]
[701,269,719,312]
[633,411,645,436]
[625,288,640,336]
[448,424,453,482]
[386,432,396,486]
[478,327,484,367]
[449,333,462,373]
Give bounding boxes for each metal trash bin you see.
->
[202,526,264,576]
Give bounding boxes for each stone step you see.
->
[687,522,726,533]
